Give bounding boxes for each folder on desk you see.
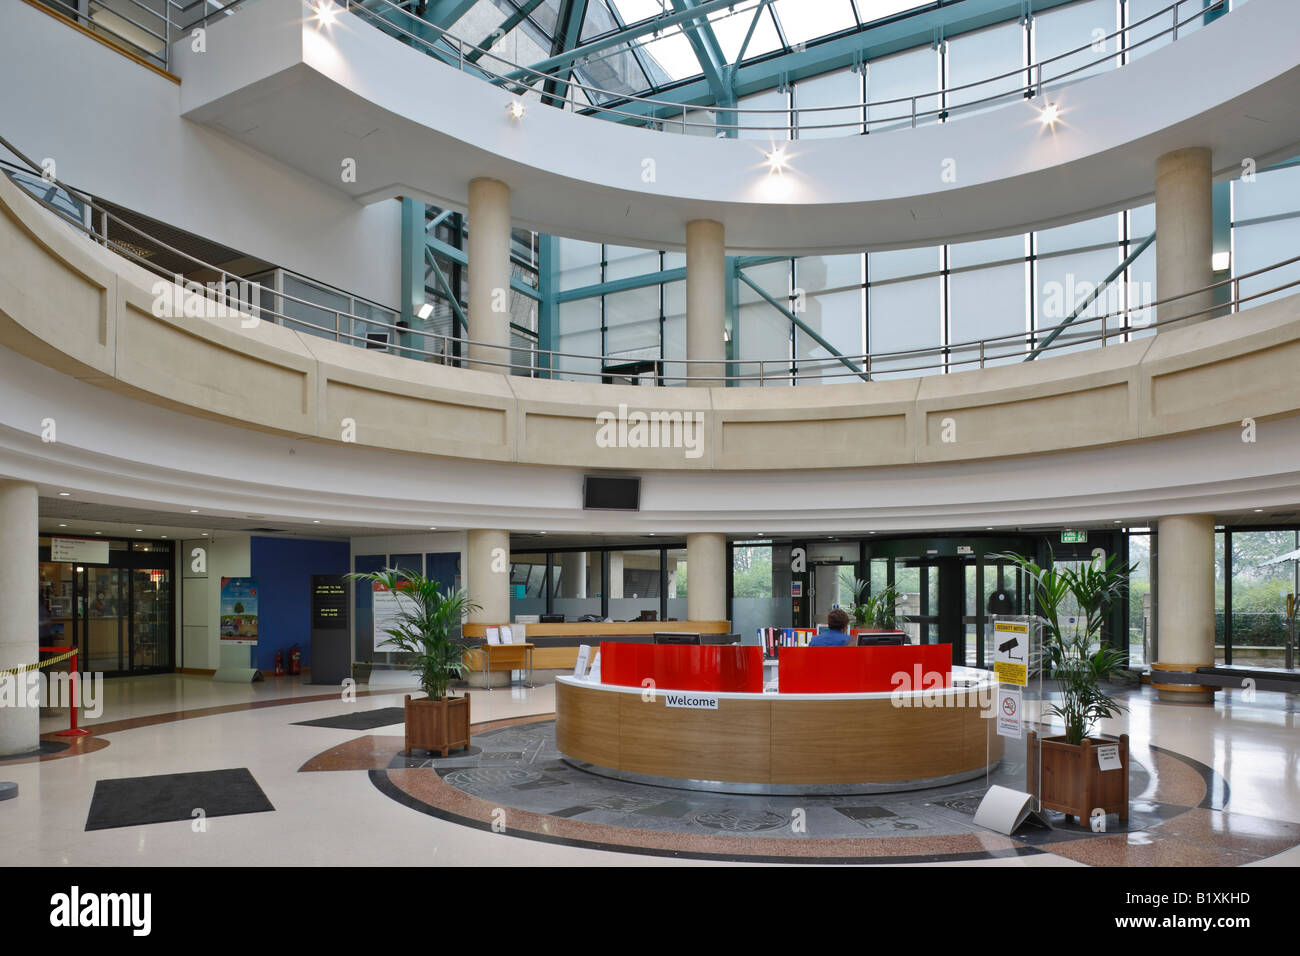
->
[486,626,501,645]
[500,625,513,644]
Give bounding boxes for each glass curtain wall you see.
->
[539,1,1281,380]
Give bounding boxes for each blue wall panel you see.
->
[249,537,350,672]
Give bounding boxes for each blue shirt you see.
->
[810,628,850,647]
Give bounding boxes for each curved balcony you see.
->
[175,0,1300,252]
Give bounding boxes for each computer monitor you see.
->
[654,632,702,645]
[857,633,908,647]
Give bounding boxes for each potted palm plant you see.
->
[999,551,1136,824]
[842,575,907,632]
[345,568,480,756]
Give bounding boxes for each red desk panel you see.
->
[778,644,952,694]
[600,642,764,693]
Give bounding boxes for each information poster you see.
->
[219,577,259,645]
[992,620,1028,687]
[372,581,410,653]
[996,685,1023,739]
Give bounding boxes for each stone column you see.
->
[0,481,39,756]
[686,532,727,622]
[466,529,510,625]
[607,552,624,600]
[1155,147,1214,327]
[467,177,513,371]
[557,552,586,599]
[686,219,726,385]
[1151,514,1217,703]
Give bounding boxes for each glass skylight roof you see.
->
[447,0,941,106]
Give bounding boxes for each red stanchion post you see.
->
[39,645,90,738]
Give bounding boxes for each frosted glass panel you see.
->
[869,246,941,281]
[795,68,863,139]
[866,45,941,132]
[797,288,864,384]
[556,298,602,381]
[737,301,792,386]
[1235,220,1300,309]
[796,253,863,293]
[558,239,603,290]
[738,89,790,140]
[869,277,942,377]
[1037,212,1119,254]
[1034,0,1118,90]
[946,21,1025,117]
[1127,0,1203,62]
[948,262,1027,368]
[606,245,660,280]
[1036,247,1121,354]
[1234,163,1300,221]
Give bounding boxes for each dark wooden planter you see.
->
[351,663,372,684]
[404,693,471,757]
[1027,730,1129,823]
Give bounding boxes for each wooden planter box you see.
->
[404,693,471,757]
[1027,730,1129,823]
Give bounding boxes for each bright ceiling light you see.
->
[1212,252,1231,271]
[58,491,71,496]
[417,302,434,320]
[765,145,789,173]
[507,100,526,120]
[1040,102,1060,126]
[314,1,338,26]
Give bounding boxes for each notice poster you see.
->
[996,685,1023,739]
[372,581,410,653]
[219,577,259,645]
[992,620,1028,687]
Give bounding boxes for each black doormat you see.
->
[292,707,406,730]
[85,768,275,831]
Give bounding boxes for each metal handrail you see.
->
[5,147,1294,387]
[5,133,1295,387]
[345,0,1226,136]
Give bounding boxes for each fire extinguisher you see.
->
[274,649,284,677]
[289,644,302,676]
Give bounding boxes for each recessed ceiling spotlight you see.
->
[94,531,102,535]
[429,526,438,530]
[135,528,143,532]
[201,532,209,537]
[189,509,199,514]
[539,531,547,535]
[312,520,321,524]
[58,492,71,497]
[58,523,67,528]
[1254,509,1264,513]
[314,0,338,26]
[1040,102,1060,126]
[507,100,526,120]
[765,145,789,173]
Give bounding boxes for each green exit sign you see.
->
[1061,530,1088,543]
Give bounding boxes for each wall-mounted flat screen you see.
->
[583,475,640,511]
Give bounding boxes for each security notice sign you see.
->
[997,685,1023,739]
[992,620,1028,686]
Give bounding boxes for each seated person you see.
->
[810,608,852,646]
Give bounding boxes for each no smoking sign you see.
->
[997,686,1022,739]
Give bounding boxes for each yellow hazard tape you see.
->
[0,649,77,677]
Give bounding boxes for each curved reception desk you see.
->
[555,643,1003,794]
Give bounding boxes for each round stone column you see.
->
[686,219,726,385]
[0,481,39,756]
[686,532,727,622]
[467,177,513,372]
[1151,513,1217,703]
[466,529,511,625]
[1155,147,1214,328]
